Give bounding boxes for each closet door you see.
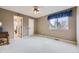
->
[28,18,34,36]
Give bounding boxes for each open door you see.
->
[14,16,23,38]
[28,18,34,36]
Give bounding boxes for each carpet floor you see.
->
[0,36,78,53]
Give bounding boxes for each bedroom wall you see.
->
[36,7,76,41]
[0,8,14,39]
[77,7,79,47]
[0,8,33,39]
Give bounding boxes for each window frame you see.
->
[48,16,69,30]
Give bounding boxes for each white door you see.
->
[28,18,34,36]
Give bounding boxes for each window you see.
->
[49,18,58,29]
[49,17,69,30]
[48,9,72,30]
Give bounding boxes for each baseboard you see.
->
[34,34,76,45]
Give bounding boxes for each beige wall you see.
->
[77,7,79,46]
[0,8,14,39]
[0,8,32,39]
[36,7,76,41]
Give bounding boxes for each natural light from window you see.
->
[49,17,69,30]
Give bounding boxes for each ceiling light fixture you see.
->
[33,6,40,14]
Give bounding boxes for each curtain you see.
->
[48,9,72,20]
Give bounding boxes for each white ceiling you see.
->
[0,6,74,18]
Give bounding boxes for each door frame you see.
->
[28,18,34,36]
[13,15,23,39]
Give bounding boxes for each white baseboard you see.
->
[34,34,76,45]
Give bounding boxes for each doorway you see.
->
[14,16,23,38]
[28,18,34,36]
